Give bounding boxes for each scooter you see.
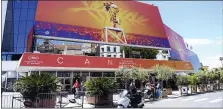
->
[143,84,153,100]
[117,89,145,108]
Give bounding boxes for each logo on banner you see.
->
[57,57,63,64]
[25,55,43,65]
[28,56,39,61]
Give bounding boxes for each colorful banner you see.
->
[19,53,193,71]
[164,25,189,61]
[34,1,170,48]
[186,49,201,72]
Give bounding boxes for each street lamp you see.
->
[220,57,223,68]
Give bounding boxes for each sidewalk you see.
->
[58,94,120,108]
[167,91,181,99]
[2,91,182,108]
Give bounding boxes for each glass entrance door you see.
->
[57,71,72,91]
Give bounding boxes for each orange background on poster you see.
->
[35,1,167,38]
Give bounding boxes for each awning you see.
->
[16,52,194,72]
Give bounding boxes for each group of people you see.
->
[145,81,162,99]
[128,80,163,99]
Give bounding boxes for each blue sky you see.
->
[141,1,223,69]
[1,1,222,68]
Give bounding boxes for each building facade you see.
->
[2,0,38,61]
[1,0,200,91]
[99,45,123,58]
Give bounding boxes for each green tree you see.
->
[195,70,207,84]
[152,65,175,88]
[115,67,149,89]
[120,46,158,59]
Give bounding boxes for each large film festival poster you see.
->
[34,1,170,48]
[164,25,189,61]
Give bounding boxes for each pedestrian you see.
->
[72,82,76,98]
[57,80,62,103]
[80,81,84,91]
[74,80,80,95]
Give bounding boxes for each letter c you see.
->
[57,57,63,64]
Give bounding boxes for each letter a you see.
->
[85,59,90,65]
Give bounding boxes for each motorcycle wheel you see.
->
[139,105,144,108]
[117,105,124,108]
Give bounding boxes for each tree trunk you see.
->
[140,81,144,90]
[125,79,128,89]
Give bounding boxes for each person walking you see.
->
[57,80,62,103]
[80,81,84,91]
[72,82,76,98]
[74,80,80,96]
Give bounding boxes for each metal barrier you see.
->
[1,88,154,108]
[1,94,23,108]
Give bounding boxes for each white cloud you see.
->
[215,39,223,45]
[184,38,212,46]
[184,38,223,46]
[207,55,223,60]
[200,55,223,69]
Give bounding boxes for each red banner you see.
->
[20,53,193,71]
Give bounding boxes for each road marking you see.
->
[194,98,209,102]
[210,98,223,103]
[181,97,195,101]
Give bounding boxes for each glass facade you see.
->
[2,0,38,60]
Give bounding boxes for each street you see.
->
[144,91,223,108]
[1,91,223,108]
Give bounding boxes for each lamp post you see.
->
[220,57,223,68]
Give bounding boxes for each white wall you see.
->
[2,61,19,71]
[100,45,122,58]
[1,1,8,39]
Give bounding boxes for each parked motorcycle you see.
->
[117,88,145,108]
[143,83,154,100]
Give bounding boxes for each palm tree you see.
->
[13,73,60,107]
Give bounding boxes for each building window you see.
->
[107,46,110,52]
[41,71,56,76]
[20,9,28,21]
[7,55,12,60]
[57,71,71,77]
[90,72,102,77]
[22,1,29,9]
[27,9,35,20]
[114,47,116,52]
[14,1,22,9]
[101,48,104,52]
[14,9,21,21]
[2,55,7,60]
[103,72,115,77]
[162,50,168,54]
[107,55,111,57]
